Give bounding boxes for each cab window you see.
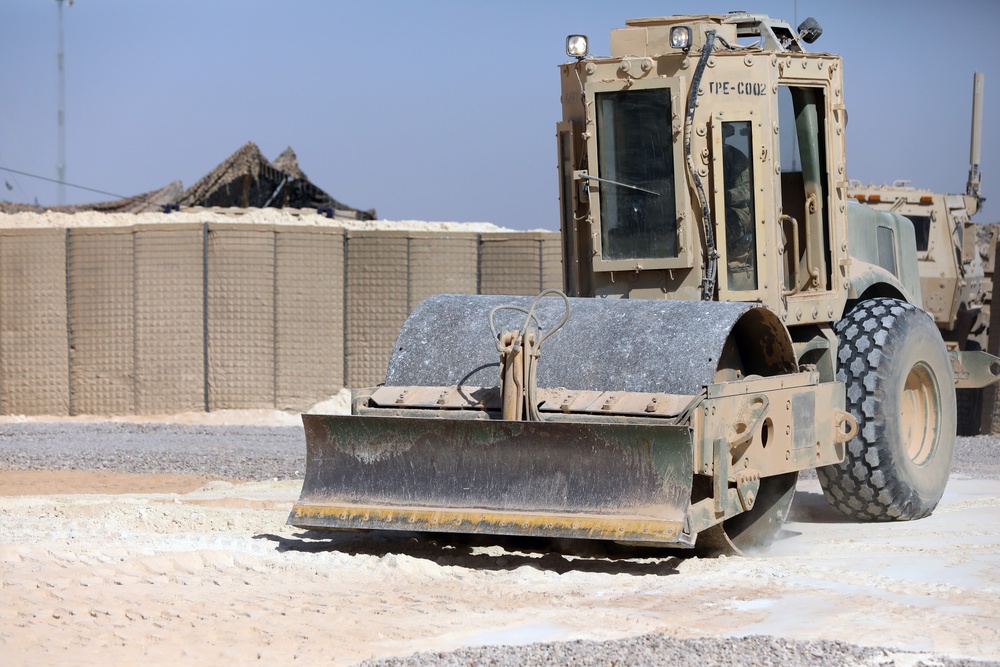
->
[595,88,678,260]
[723,121,757,290]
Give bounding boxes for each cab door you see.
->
[777,85,833,300]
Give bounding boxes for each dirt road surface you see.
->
[0,423,998,665]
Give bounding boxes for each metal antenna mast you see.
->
[56,0,70,205]
[790,0,799,173]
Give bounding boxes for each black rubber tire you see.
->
[956,389,984,436]
[817,298,956,521]
[956,341,985,436]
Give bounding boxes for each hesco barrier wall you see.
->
[0,229,70,415]
[0,223,560,416]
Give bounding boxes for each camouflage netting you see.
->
[0,142,375,220]
[0,182,184,215]
[177,142,374,218]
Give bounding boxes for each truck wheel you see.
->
[817,298,956,521]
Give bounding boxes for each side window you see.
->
[723,121,757,291]
[877,226,898,276]
[778,87,801,175]
[905,215,931,252]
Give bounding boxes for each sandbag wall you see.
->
[0,223,561,416]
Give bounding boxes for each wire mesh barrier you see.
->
[276,228,344,411]
[0,229,70,415]
[134,225,205,414]
[67,227,135,414]
[541,234,564,293]
[407,232,479,309]
[0,222,561,415]
[344,231,411,390]
[480,233,555,295]
[206,225,276,410]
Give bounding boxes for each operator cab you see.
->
[558,12,844,329]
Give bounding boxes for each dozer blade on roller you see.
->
[289,294,853,553]
[291,414,695,545]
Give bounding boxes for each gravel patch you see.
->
[359,634,998,667]
[953,435,1000,479]
[0,422,304,481]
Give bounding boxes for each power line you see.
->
[0,166,127,200]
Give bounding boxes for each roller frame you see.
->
[290,294,851,549]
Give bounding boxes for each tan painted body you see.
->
[557,13,933,381]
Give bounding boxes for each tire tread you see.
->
[817,297,951,521]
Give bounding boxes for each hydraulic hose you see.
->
[684,29,719,301]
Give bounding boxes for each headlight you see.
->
[566,34,589,58]
[669,26,692,50]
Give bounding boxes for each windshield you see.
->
[595,88,678,260]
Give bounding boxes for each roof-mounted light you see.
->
[796,17,823,44]
[669,26,692,50]
[566,35,589,59]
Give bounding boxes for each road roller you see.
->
[289,12,1000,553]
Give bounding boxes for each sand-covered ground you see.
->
[1,424,998,666]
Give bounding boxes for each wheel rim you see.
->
[901,361,940,465]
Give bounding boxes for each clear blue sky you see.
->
[2,1,998,229]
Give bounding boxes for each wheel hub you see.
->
[901,361,940,465]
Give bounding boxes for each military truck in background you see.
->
[848,72,995,434]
